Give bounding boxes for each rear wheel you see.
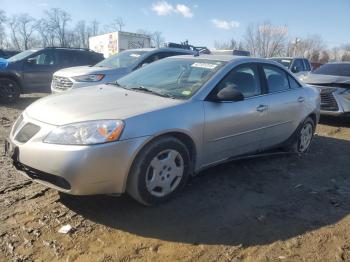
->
[0,78,20,103]
[127,136,191,206]
[287,117,315,154]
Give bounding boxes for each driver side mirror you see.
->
[27,58,37,64]
[215,86,244,102]
[141,62,149,68]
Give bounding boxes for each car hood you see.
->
[54,66,129,78]
[303,73,350,88]
[25,85,182,126]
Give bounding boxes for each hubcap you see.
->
[146,149,184,197]
[299,122,313,152]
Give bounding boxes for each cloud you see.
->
[175,4,193,18]
[211,19,240,30]
[152,1,174,16]
[151,1,193,18]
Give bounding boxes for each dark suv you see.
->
[0,47,104,102]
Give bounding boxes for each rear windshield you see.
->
[95,50,147,68]
[271,58,292,68]
[313,63,350,77]
[7,50,37,62]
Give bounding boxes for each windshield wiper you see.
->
[129,86,176,99]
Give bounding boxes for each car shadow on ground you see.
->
[60,135,350,247]
[319,115,350,128]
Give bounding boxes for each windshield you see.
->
[95,50,147,68]
[313,63,350,77]
[7,50,36,62]
[271,58,292,68]
[117,58,226,99]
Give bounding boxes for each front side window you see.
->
[32,51,56,65]
[216,64,261,98]
[292,59,304,72]
[117,58,225,99]
[303,59,311,71]
[263,65,290,92]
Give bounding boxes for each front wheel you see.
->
[127,136,191,206]
[0,78,20,103]
[287,117,315,154]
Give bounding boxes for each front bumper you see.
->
[7,113,151,195]
[318,87,350,116]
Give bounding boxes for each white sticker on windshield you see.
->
[130,53,141,58]
[191,62,218,69]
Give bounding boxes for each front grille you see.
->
[15,123,40,143]
[320,89,339,111]
[52,76,73,90]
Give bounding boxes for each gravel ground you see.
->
[1,94,350,262]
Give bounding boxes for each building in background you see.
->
[89,31,151,58]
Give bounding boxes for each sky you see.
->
[1,0,349,48]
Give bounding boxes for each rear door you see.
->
[260,64,307,148]
[22,49,60,92]
[202,63,271,166]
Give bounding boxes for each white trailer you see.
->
[89,31,151,58]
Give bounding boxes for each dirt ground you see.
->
[1,94,350,262]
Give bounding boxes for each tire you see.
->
[0,78,20,103]
[127,136,191,206]
[286,117,315,154]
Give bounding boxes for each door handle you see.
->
[256,105,268,112]
[298,96,305,102]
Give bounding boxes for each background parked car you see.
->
[0,47,104,102]
[303,62,350,116]
[270,57,312,79]
[0,49,19,59]
[51,47,196,93]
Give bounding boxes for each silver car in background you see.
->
[6,55,320,205]
[303,62,350,116]
[51,48,195,93]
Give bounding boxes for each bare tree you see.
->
[244,22,288,57]
[342,52,350,61]
[44,8,71,47]
[9,14,37,50]
[137,30,165,48]
[214,39,238,50]
[109,17,125,32]
[0,10,7,48]
[75,20,88,48]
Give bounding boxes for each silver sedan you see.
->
[6,55,320,205]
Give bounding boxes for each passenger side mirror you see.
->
[27,58,37,64]
[291,66,299,73]
[215,86,244,102]
[141,63,149,68]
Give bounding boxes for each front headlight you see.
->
[44,120,124,145]
[72,74,105,82]
[341,89,350,101]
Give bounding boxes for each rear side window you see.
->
[216,64,261,98]
[263,65,290,92]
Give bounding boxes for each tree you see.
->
[137,30,165,48]
[214,39,239,50]
[44,8,71,47]
[109,17,125,32]
[244,22,288,57]
[342,52,350,61]
[0,10,7,48]
[9,14,37,50]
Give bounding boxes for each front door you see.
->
[22,50,59,92]
[202,63,270,166]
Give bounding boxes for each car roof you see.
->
[270,57,307,60]
[126,47,195,54]
[170,54,269,62]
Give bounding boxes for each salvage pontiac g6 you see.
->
[5,55,320,205]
